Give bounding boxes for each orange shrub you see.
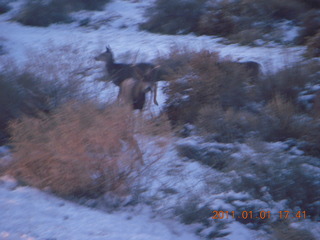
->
[8,101,143,197]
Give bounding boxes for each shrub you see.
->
[198,4,236,37]
[228,28,264,46]
[141,0,319,45]
[57,0,111,11]
[257,64,311,102]
[15,0,70,27]
[0,44,88,145]
[140,0,205,34]
[296,10,320,45]
[174,195,212,225]
[162,48,256,126]
[197,105,259,142]
[176,139,232,169]
[14,0,111,27]
[0,70,55,145]
[0,2,10,14]
[230,147,320,219]
[259,95,312,141]
[8,102,143,197]
[305,30,320,58]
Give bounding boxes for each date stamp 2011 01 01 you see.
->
[211,210,307,220]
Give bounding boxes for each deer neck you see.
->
[105,55,116,74]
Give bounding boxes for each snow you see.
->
[0,0,319,239]
[0,178,199,240]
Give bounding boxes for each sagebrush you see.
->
[9,102,143,197]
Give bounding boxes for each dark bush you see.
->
[177,141,230,169]
[0,2,10,14]
[197,106,260,142]
[140,0,206,34]
[0,71,47,145]
[233,153,320,219]
[174,196,212,225]
[0,49,86,145]
[15,0,70,27]
[198,6,236,36]
[259,95,312,141]
[162,48,256,126]
[58,0,111,11]
[15,0,111,27]
[305,30,320,58]
[257,64,311,102]
[142,0,320,45]
[296,10,320,45]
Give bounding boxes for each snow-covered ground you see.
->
[0,0,319,239]
[0,176,200,240]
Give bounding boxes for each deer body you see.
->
[118,78,156,110]
[95,47,159,109]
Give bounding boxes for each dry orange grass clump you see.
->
[8,101,143,197]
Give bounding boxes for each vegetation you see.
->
[156,47,320,148]
[14,0,111,27]
[9,102,142,197]
[0,2,10,14]
[141,0,320,47]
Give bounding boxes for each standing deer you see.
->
[95,46,160,109]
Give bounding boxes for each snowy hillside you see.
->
[0,0,319,240]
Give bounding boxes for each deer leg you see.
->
[117,86,122,105]
[153,82,158,105]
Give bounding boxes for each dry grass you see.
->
[261,95,310,141]
[8,101,143,197]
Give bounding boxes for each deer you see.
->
[95,46,160,109]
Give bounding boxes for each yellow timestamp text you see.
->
[211,210,307,220]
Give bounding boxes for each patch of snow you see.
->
[0,0,318,239]
[288,146,304,156]
[0,183,200,240]
[218,221,263,240]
